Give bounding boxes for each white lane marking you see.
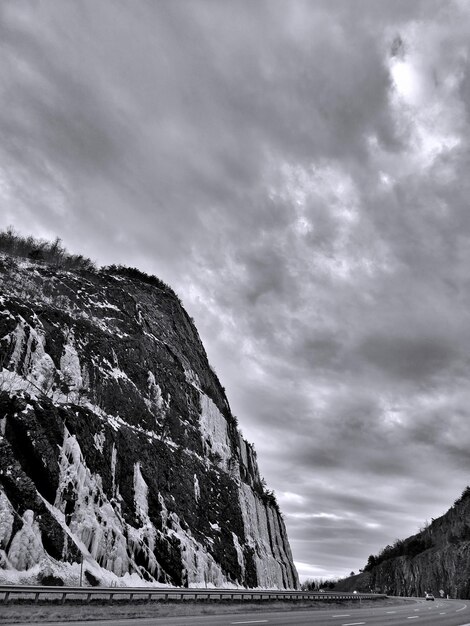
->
[407,617,419,620]
[342,623,365,626]
[333,616,350,618]
[456,604,468,612]
[439,612,446,614]
[230,619,269,625]
[386,611,396,613]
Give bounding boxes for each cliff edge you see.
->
[0,252,298,589]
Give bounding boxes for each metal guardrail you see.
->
[0,585,385,604]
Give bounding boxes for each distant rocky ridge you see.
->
[0,249,298,589]
[336,488,470,598]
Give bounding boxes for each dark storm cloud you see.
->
[0,0,398,262]
[357,334,458,381]
[2,0,470,580]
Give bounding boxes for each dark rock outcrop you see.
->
[337,488,470,598]
[0,255,298,588]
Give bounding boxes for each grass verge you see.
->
[0,597,414,623]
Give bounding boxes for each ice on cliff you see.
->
[0,258,299,589]
[42,429,249,587]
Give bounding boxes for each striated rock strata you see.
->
[0,254,298,588]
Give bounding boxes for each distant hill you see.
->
[335,487,470,598]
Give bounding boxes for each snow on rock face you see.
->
[133,462,149,519]
[147,371,163,410]
[8,319,28,371]
[32,354,56,394]
[54,428,131,577]
[8,510,45,570]
[193,474,200,502]
[0,258,299,588]
[0,490,14,550]
[110,443,117,496]
[184,365,201,389]
[167,511,228,588]
[4,317,84,403]
[199,392,232,469]
[128,466,160,581]
[60,330,83,393]
[232,532,245,579]
[51,431,160,582]
[158,493,168,528]
[93,431,105,452]
[7,318,56,395]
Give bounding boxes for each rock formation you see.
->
[0,252,298,589]
[337,487,470,598]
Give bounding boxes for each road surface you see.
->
[3,597,470,625]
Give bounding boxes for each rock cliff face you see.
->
[339,488,470,598]
[0,254,298,589]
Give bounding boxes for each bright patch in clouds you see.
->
[289,512,345,521]
[390,60,419,103]
[280,492,305,505]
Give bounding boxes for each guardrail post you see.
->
[4,591,10,604]
[35,592,40,603]
[61,592,67,604]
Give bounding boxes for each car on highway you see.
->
[425,593,435,601]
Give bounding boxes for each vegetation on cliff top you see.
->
[363,485,470,573]
[0,227,180,301]
[452,485,470,507]
[0,227,96,271]
[363,535,433,572]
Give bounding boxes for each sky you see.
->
[2,0,470,582]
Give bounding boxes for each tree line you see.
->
[0,228,182,302]
[0,227,96,271]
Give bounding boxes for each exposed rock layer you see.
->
[0,255,298,588]
[337,488,470,598]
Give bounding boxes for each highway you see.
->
[3,598,470,626]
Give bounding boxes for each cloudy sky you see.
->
[3,0,470,581]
